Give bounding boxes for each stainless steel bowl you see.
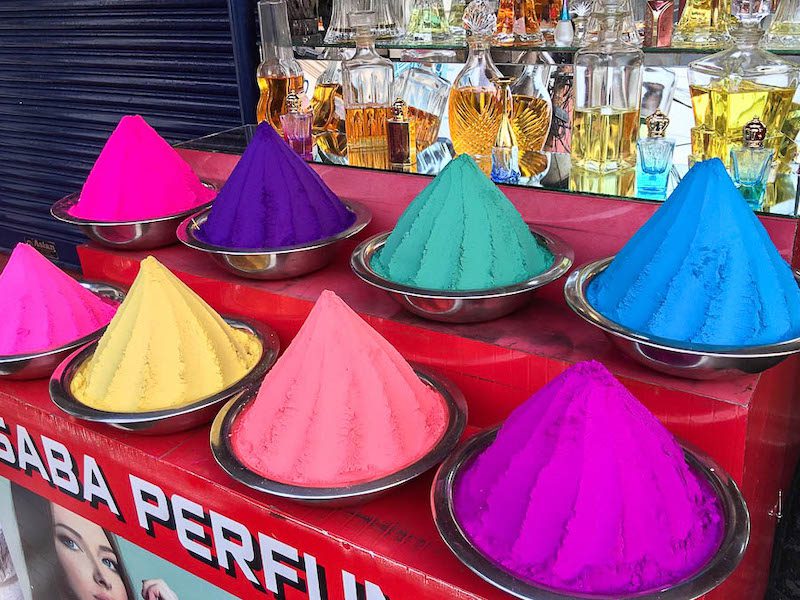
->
[51,182,216,251]
[564,257,800,379]
[431,427,750,600]
[350,229,574,324]
[0,281,125,380]
[210,366,467,506]
[176,200,372,280]
[49,317,279,435]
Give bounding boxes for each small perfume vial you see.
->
[730,117,774,209]
[636,109,675,198]
[491,77,521,184]
[386,97,416,170]
[279,91,313,160]
[554,0,574,46]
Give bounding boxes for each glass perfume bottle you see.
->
[387,98,417,169]
[571,0,593,44]
[585,0,641,45]
[688,1,798,167]
[448,0,468,32]
[672,0,730,47]
[280,91,314,159]
[374,0,403,37]
[448,0,504,173]
[730,117,775,208]
[393,62,450,151]
[643,0,674,46]
[510,65,553,176]
[325,0,364,42]
[636,109,674,197]
[406,0,449,39]
[342,10,394,170]
[496,0,544,43]
[554,0,575,45]
[766,0,800,48]
[491,77,522,184]
[256,0,305,134]
[571,0,643,173]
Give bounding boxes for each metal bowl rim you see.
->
[564,257,800,357]
[50,181,217,227]
[431,426,750,600]
[176,199,372,255]
[350,228,575,299]
[209,366,467,501]
[0,281,125,364]
[49,316,279,424]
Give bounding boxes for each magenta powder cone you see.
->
[454,361,724,595]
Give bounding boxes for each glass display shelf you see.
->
[176,125,800,218]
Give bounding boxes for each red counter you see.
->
[1,159,799,599]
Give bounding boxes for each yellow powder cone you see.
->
[71,256,261,412]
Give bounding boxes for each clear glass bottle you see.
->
[448,0,504,173]
[448,0,468,33]
[280,91,314,159]
[571,0,643,173]
[342,10,395,169]
[406,0,449,39]
[585,0,641,45]
[509,65,553,176]
[387,98,416,168]
[636,109,674,197]
[325,0,365,42]
[730,117,775,208]
[256,0,305,134]
[688,6,798,167]
[672,0,730,47]
[766,0,800,48]
[374,0,403,37]
[554,0,575,45]
[571,0,594,44]
[491,77,522,184]
[393,62,450,152]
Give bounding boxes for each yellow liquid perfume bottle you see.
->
[491,77,522,183]
[448,0,504,173]
[256,0,305,134]
[571,0,643,173]
[688,4,798,167]
[510,65,553,176]
[342,10,394,170]
[310,49,347,159]
[673,0,731,48]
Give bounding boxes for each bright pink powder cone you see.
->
[454,361,724,595]
[0,244,117,355]
[69,115,215,221]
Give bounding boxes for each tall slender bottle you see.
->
[310,49,347,158]
[491,77,522,184]
[342,11,395,169]
[448,0,504,173]
[256,0,305,134]
[571,0,643,173]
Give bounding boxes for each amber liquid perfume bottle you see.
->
[256,0,305,133]
[393,62,450,152]
[448,0,504,174]
[386,98,417,170]
[491,78,522,184]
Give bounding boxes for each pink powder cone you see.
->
[68,115,215,221]
[454,361,724,595]
[0,244,118,355]
[231,290,449,487]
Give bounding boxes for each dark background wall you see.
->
[0,0,259,266]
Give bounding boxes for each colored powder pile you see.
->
[231,290,448,487]
[69,115,215,221]
[0,244,117,355]
[371,154,553,291]
[455,361,724,595]
[588,158,800,346]
[70,257,261,412]
[197,123,355,249]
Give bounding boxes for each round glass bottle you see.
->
[447,0,504,173]
[571,0,643,173]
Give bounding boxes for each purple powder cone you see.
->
[197,123,355,249]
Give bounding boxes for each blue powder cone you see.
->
[587,158,800,346]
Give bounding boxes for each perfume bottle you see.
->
[636,109,674,197]
[571,0,643,173]
[393,62,450,152]
[730,117,775,208]
[585,0,641,45]
[386,98,417,169]
[279,91,314,159]
[405,0,449,40]
[554,0,575,45]
[510,65,553,176]
[766,0,800,48]
[256,0,305,133]
[496,0,544,43]
[448,0,504,173]
[491,77,522,184]
[688,2,798,167]
[644,0,674,46]
[672,0,730,47]
[571,0,593,44]
[342,10,395,169]
[448,0,468,32]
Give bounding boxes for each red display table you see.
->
[1,158,799,599]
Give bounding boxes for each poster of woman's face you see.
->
[0,480,235,600]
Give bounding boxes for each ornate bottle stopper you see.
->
[389,97,409,122]
[286,90,301,114]
[645,109,670,138]
[743,117,767,148]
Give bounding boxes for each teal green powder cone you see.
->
[371,155,554,291]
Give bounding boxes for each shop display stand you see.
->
[1,151,799,599]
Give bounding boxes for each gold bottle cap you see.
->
[645,110,670,138]
[286,90,302,114]
[390,97,409,122]
[463,0,497,37]
[743,117,767,148]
